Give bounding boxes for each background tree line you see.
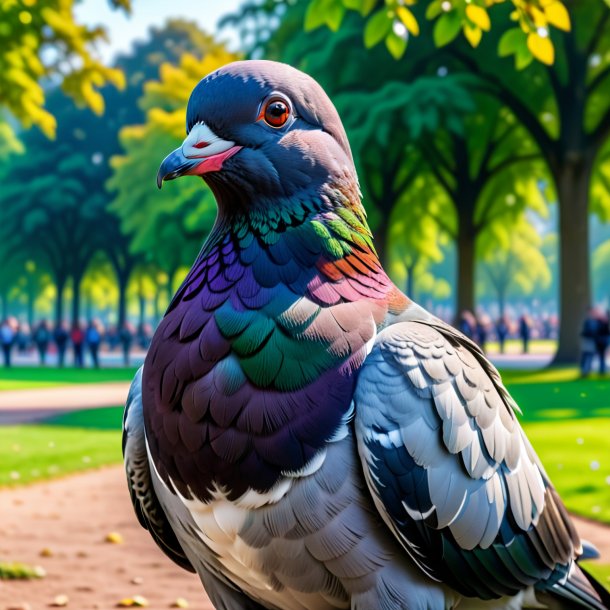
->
[1,0,610,363]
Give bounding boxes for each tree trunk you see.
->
[498,286,506,319]
[456,221,477,318]
[138,291,146,328]
[85,291,93,322]
[55,275,66,326]
[27,289,35,328]
[552,155,593,364]
[0,288,8,319]
[117,272,129,329]
[71,271,83,326]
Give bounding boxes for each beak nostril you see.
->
[193,141,210,149]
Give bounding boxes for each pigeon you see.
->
[123,60,610,610]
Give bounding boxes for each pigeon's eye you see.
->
[261,97,291,128]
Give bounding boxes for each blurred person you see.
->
[495,315,509,354]
[541,314,552,340]
[15,321,30,353]
[580,307,598,377]
[0,318,15,367]
[137,322,153,350]
[71,322,85,367]
[33,319,51,365]
[595,309,609,375]
[476,313,490,353]
[106,324,119,350]
[518,314,532,354]
[86,320,101,368]
[53,321,69,367]
[119,322,134,366]
[457,310,475,340]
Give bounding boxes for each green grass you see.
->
[0,366,137,391]
[0,424,121,487]
[499,368,610,523]
[523,419,610,523]
[43,406,124,430]
[486,339,557,355]
[500,367,610,423]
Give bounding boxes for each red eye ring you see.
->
[260,96,291,128]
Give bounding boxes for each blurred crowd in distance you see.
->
[457,307,609,377]
[0,318,153,368]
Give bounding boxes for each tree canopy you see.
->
[0,0,131,138]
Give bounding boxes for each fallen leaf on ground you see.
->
[51,594,69,607]
[40,547,54,557]
[105,531,124,544]
[117,595,149,607]
[171,598,189,608]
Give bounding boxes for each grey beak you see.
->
[156,147,199,189]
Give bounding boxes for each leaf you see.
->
[105,531,124,544]
[465,4,490,31]
[117,596,149,608]
[433,11,462,47]
[498,27,527,57]
[464,24,482,47]
[527,32,555,65]
[425,1,443,19]
[325,0,345,31]
[545,1,571,31]
[364,9,392,48]
[172,599,189,609]
[51,595,69,607]
[304,0,326,31]
[359,0,377,16]
[386,30,408,59]
[396,6,419,36]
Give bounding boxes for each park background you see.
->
[1,0,610,608]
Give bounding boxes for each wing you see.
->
[354,320,581,601]
[123,367,195,573]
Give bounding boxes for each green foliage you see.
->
[303,0,570,63]
[478,213,552,310]
[0,20,224,324]
[0,0,131,138]
[0,562,45,580]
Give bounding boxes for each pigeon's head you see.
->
[157,60,356,208]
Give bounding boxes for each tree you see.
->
[226,1,552,317]
[478,214,552,316]
[0,0,130,138]
[0,20,221,326]
[296,0,610,361]
[387,174,452,302]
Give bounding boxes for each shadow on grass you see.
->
[42,407,124,430]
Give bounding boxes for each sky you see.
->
[75,0,243,62]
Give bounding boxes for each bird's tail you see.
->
[536,562,610,609]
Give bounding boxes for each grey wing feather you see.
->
[354,320,582,600]
[123,367,195,573]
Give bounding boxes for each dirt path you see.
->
[0,466,208,610]
[0,467,609,610]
